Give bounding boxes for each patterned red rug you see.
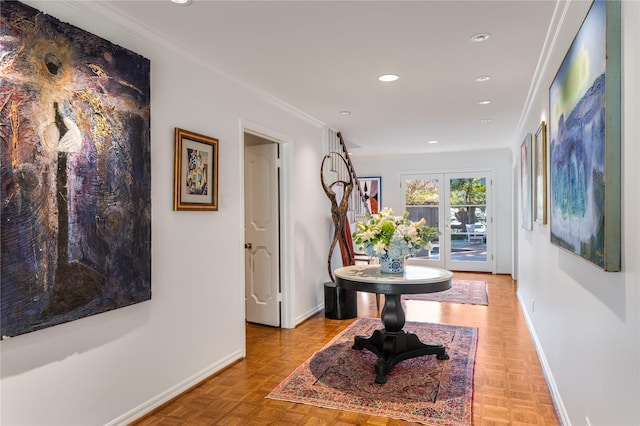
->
[267,317,477,425]
[403,279,488,305]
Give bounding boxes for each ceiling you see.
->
[94,0,558,157]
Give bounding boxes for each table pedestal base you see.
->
[353,329,449,384]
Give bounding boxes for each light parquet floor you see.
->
[132,273,560,425]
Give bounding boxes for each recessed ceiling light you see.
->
[427,140,439,144]
[378,74,399,82]
[171,0,191,5]
[470,33,492,43]
[478,100,492,105]
[475,75,491,82]
[480,119,492,123]
[339,110,351,116]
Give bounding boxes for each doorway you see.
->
[244,135,280,326]
[242,123,292,329]
[402,172,494,272]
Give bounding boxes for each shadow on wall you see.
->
[0,302,150,378]
[557,250,626,321]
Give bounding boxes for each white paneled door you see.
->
[244,142,280,326]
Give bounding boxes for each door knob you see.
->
[245,243,252,249]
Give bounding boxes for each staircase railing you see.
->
[327,129,370,223]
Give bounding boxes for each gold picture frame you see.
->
[534,121,547,224]
[520,133,533,231]
[173,128,219,211]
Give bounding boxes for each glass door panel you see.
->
[446,174,492,272]
[403,172,493,272]
[403,175,445,269]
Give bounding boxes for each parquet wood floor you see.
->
[132,273,560,425]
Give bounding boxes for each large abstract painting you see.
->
[549,0,621,271]
[1,1,152,338]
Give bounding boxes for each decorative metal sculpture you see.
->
[320,152,354,282]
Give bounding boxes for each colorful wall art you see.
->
[173,128,219,211]
[549,0,621,271]
[0,1,152,338]
[357,176,381,214]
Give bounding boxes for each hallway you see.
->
[134,272,560,425]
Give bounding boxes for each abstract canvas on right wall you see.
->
[549,0,621,271]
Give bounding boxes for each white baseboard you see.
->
[295,304,324,327]
[105,350,244,426]
[108,304,323,425]
[517,291,571,426]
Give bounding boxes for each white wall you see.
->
[0,2,330,425]
[3,2,638,425]
[351,148,513,274]
[515,1,639,424]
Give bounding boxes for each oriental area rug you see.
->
[403,279,488,305]
[267,317,478,425]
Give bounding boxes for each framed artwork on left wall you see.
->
[0,1,151,338]
[174,128,219,211]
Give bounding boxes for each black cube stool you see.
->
[324,281,357,319]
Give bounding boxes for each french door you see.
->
[402,172,493,272]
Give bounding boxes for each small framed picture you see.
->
[357,176,381,214]
[173,128,219,211]
[534,121,547,224]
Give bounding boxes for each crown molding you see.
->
[512,0,571,146]
[54,1,325,129]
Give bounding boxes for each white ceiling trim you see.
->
[65,1,325,129]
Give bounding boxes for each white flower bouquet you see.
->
[352,207,439,260]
